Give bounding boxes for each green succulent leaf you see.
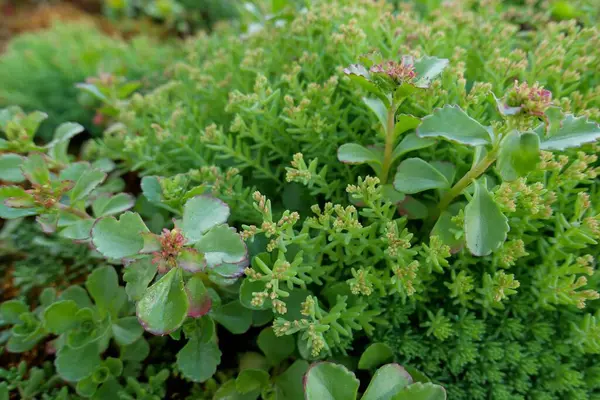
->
[56,342,102,382]
[358,343,394,370]
[86,266,123,317]
[496,131,540,181]
[47,122,84,163]
[60,219,94,241]
[464,179,509,256]
[212,300,252,334]
[274,360,309,400]
[0,154,25,182]
[20,153,50,185]
[361,364,413,400]
[182,195,230,243]
[59,285,93,309]
[413,56,449,88]
[337,143,382,165]
[363,97,388,128]
[304,362,360,400]
[68,169,107,203]
[43,300,79,334]
[0,300,28,325]
[186,274,212,318]
[236,369,270,394]
[76,376,99,398]
[392,133,436,164]
[0,186,37,218]
[123,258,158,302]
[394,115,421,138]
[91,212,149,259]
[258,327,295,366]
[539,114,600,150]
[392,382,446,400]
[176,335,222,382]
[112,316,144,346]
[195,224,247,267]
[393,158,450,194]
[417,106,492,146]
[137,267,189,335]
[92,193,135,217]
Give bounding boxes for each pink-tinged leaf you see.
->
[177,248,207,273]
[4,196,35,208]
[186,274,212,318]
[140,232,162,254]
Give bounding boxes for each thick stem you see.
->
[380,103,396,183]
[437,153,497,213]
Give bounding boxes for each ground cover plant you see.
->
[1,0,600,398]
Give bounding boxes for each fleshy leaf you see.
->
[91,212,149,259]
[123,258,157,302]
[92,193,135,217]
[363,97,388,128]
[236,369,270,394]
[186,274,212,318]
[240,280,270,310]
[0,154,25,182]
[397,196,428,219]
[337,143,382,165]
[86,266,121,317]
[47,122,84,163]
[539,114,600,150]
[304,362,359,400]
[60,219,94,241]
[464,179,509,256]
[176,336,221,382]
[136,267,189,335]
[392,133,436,163]
[182,195,230,243]
[196,224,247,266]
[392,382,446,400]
[68,169,107,203]
[111,316,144,346]
[361,364,413,400]
[417,106,492,146]
[43,300,79,334]
[0,186,37,219]
[394,115,422,138]
[56,342,102,382]
[393,158,449,194]
[358,343,394,370]
[211,300,252,334]
[274,360,309,400]
[496,131,540,181]
[258,327,295,365]
[178,248,207,273]
[413,56,449,88]
[59,285,93,309]
[20,153,50,185]
[0,300,28,325]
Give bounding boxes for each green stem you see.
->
[438,152,497,213]
[380,102,396,183]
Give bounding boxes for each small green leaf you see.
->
[176,336,222,382]
[0,154,25,182]
[274,360,309,400]
[496,131,540,181]
[92,193,135,217]
[196,224,247,267]
[68,169,107,203]
[137,268,189,335]
[413,56,449,88]
[392,133,436,163]
[120,338,150,362]
[0,186,37,219]
[47,122,84,163]
[76,376,98,397]
[394,115,421,138]
[392,382,446,400]
[398,196,428,220]
[258,327,295,365]
[186,274,212,318]
[464,179,509,256]
[337,143,382,165]
[240,280,270,310]
[236,369,270,394]
[91,212,149,259]
[403,367,431,383]
[0,300,28,325]
[431,210,464,253]
[60,219,94,241]
[59,285,93,309]
[212,301,252,334]
[382,185,406,204]
[304,362,359,400]
[56,342,102,382]
[539,114,600,150]
[358,343,394,370]
[21,153,50,185]
[112,316,144,346]
[86,266,121,316]
[123,258,157,302]
[417,106,492,146]
[140,176,162,203]
[393,158,449,194]
[363,97,388,129]
[43,300,79,334]
[214,380,259,400]
[182,196,230,243]
[361,364,413,400]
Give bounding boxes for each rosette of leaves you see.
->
[338,52,448,199]
[1,267,144,397]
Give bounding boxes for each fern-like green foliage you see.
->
[0,22,179,140]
